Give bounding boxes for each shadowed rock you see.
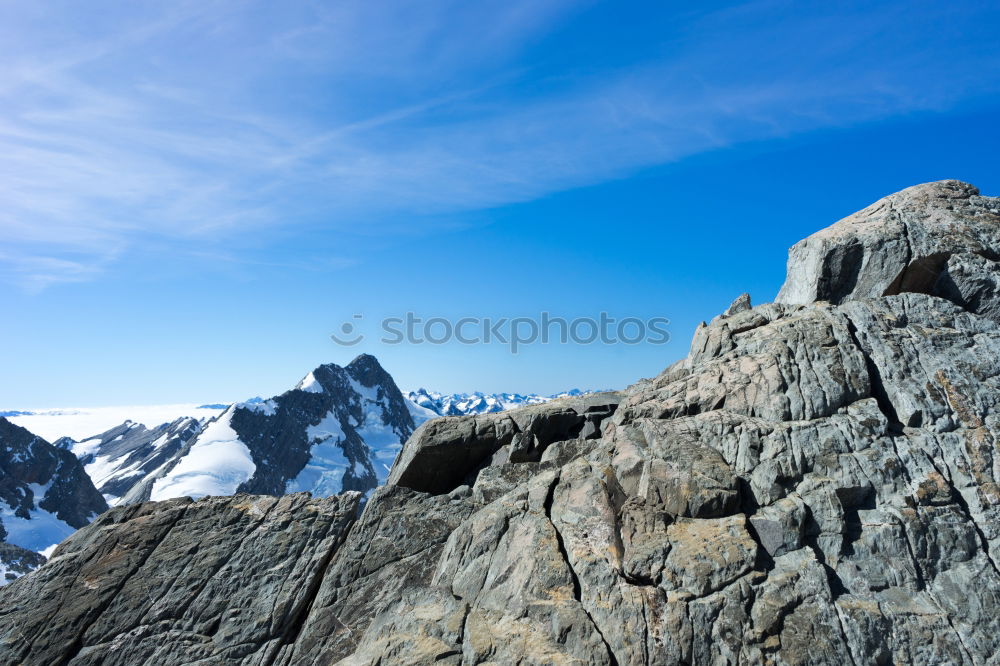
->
[386,392,621,495]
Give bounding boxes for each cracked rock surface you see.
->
[0,493,361,665]
[3,180,1000,665]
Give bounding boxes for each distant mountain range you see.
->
[405,388,603,416]
[6,404,228,441]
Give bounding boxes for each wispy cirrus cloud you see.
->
[1,0,999,288]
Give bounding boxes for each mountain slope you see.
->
[55,417,203,505]
[4,181,1000,663]
[93,354,417,504]
[0,418,107,582]
[51,355,417,506]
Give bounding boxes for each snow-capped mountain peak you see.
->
[404,388,608,417]
[57,355,417,508]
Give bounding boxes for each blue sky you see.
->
[3,0,1000,406]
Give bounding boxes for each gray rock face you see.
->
[387,392,621,494]
[776,180,1000,305]
[0,492,360,664]
[933,252,1000,323]
[5,181,1000,664]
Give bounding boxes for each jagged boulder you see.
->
[387,392,621,494]
[776,179,1000,305]
[933,251,1000,323]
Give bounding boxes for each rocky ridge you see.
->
[3,180,1000,664]
[55,418,203,505]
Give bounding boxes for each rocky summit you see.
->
[51,354,418,508]
[3,179,1000,664]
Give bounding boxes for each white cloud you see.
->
[0,0,997,288]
